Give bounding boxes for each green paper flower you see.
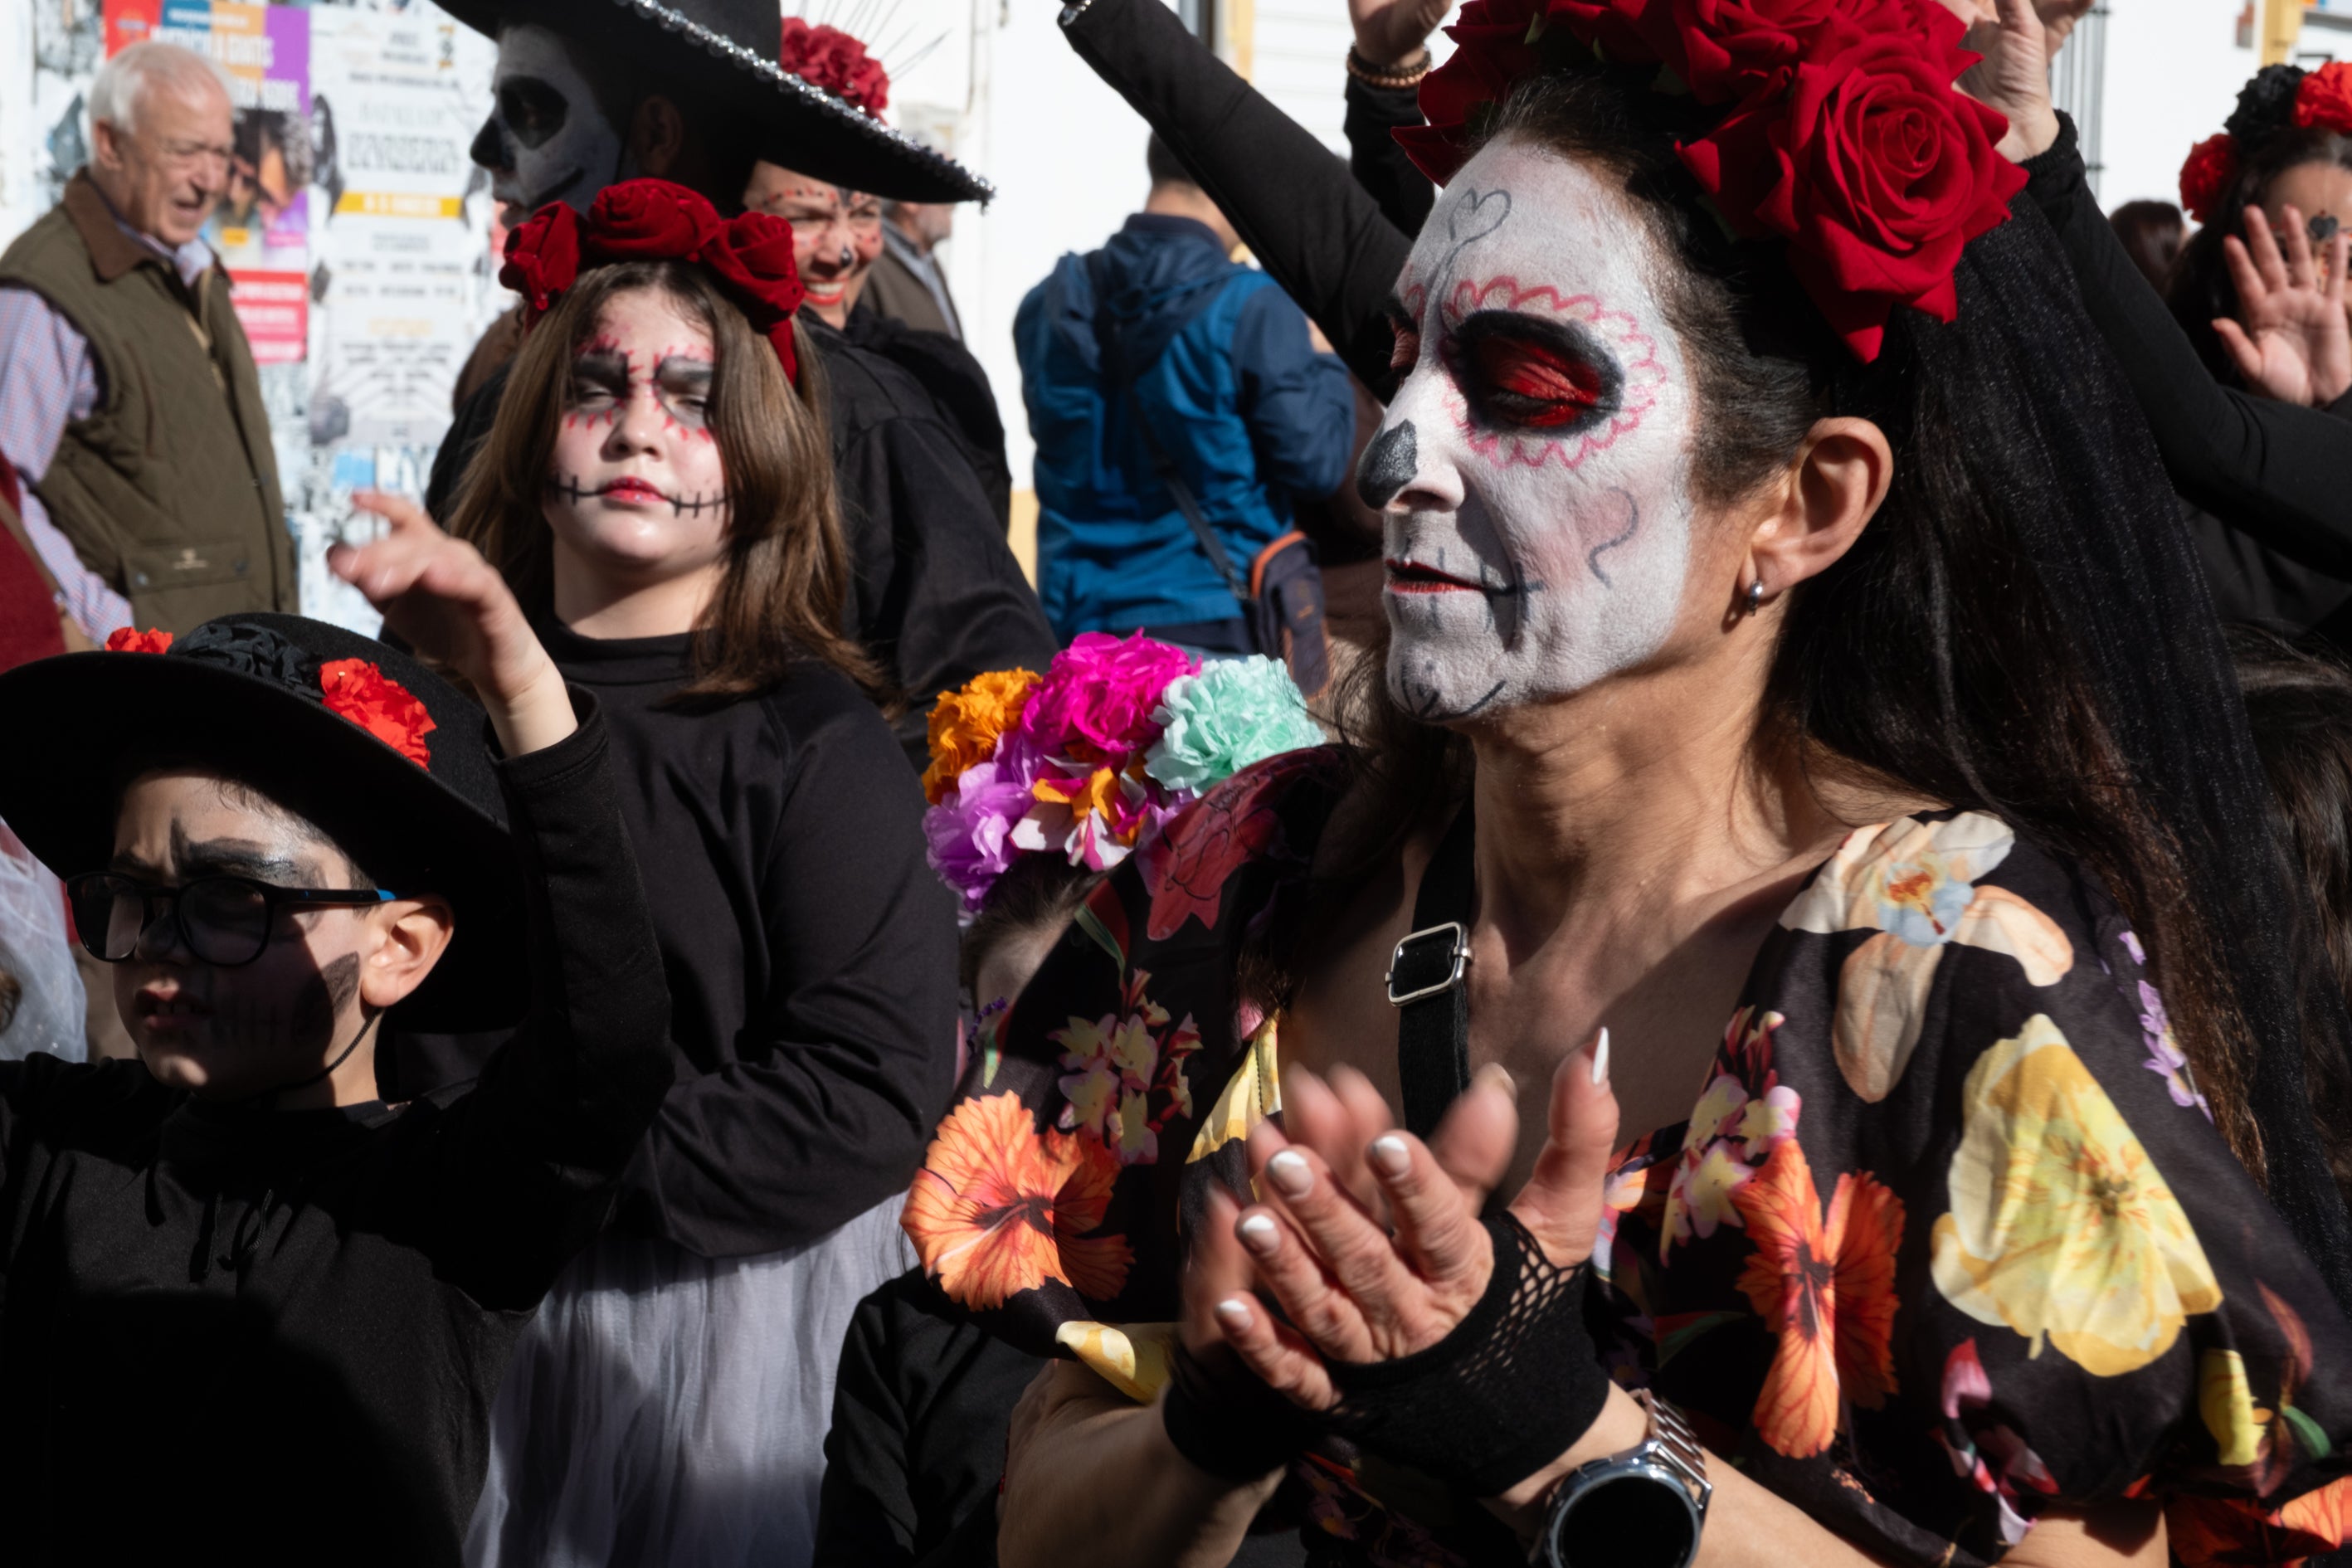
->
[1142,656,1323,793]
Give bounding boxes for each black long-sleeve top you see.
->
[2023,118,2352,580]
[389,626,961,1259]
[0,704,674,1567]
[426,325,1055,768]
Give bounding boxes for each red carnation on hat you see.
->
[1685,22,2025,361]
[104,627,173,655]
[2294,61,2352,135]
[318,658,436,769]
[779,19,891,118]
[2179,132,2238,224]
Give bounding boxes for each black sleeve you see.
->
[2025,117,2352,577]
[407,699,675,1307]
[613,695,960,1258]
[837,407,1058,766]
[1061,0,1415,397]
[1346,75,1435,240]
[814,1269,1047,1568]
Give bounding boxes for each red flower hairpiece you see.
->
[779,19,891,118]
[1401,0,2024,362]
[2296,61,2352,136]
[2178,132,2239,225]
[104,627,173,655]
[317,658,436,769]
[499,180,806,384]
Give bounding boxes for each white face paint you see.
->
[472,24,626,223]
[1361,138,1700,723]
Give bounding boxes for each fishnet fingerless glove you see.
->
[1323,1213,1609,1497]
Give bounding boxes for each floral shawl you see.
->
[903,750,2352,1566]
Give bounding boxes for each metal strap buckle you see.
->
[1385,921,1470,1006]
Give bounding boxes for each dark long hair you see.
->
[2168,125,2352,385]
[1322,66,2352,1303]
[446,260,884,703]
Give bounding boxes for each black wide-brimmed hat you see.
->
[442,0,991,203]
[0,615,524,1031]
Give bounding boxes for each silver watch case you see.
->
[1535,1391,1711,1568]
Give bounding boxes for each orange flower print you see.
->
[903,1092,1133,1310]
[2169,1478,2352,1567]
[1732,1138,1905,1458]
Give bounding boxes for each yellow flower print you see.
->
[1783,813,2074,1103]
[1055,1319,1177,1402]
[2200,1348,2271,1468]
[1189,1015,1281,1163]
[1931,1015,2221,1376]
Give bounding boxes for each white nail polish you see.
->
[1238,1212,1280,1252]
[1266,1148,1312,1198]
[1590,1026,1611,1087]
[1215,1298,1254,1332]
[1369,1134,1410,1178]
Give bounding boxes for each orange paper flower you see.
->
[1733,1137,1905,1458]
[922,668,1041,805]
[316,658,436,768]
[903,1091,1133,1310]
[104,627,173,655]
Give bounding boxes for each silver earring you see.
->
[1745,577,1765,617]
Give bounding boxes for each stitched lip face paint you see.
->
[543,288,733,578]
[1371,139,1701,724]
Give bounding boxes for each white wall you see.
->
[2095,0,2259,209]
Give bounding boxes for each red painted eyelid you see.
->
[1465,335,1604,404]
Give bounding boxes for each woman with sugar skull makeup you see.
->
[398,180,962,1568]
[886,1,2352,1566]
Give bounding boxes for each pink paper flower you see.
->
[1015,632,1196,767]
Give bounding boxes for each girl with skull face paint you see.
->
[889,2,2352,1566]
[403,183,962,1567]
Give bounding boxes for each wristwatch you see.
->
[1533,1390,1712,1568]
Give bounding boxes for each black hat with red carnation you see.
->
[439,0,987,203]
[0,615,525,1030]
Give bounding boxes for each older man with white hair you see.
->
[0,41,295,640]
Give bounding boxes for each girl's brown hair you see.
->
[446,259,884,703]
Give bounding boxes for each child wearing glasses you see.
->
[0,505,673,1566]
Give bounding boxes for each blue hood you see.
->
[1038,213,1242,381]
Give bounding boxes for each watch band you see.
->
[1533,1390,1711,1568]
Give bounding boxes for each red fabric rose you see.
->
[1683,26,2025,361]
[1400,0,1549,185]
[581,180,723,267]
[778,19,891,118]
[499,201,582,314]
[2296,61,2352,136]
[1655,0,1921,105]
[104,626,173,654]
[2178,132,2238,225]
[317,658,436,769]
[706,211,808,384]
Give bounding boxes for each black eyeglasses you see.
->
[65,873,401,968]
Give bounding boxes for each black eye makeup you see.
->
[1446,310,1624,436]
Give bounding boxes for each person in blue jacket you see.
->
[1015,135,1356,650]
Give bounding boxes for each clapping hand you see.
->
[2215,205,2352,407]
[329,491,576,755]
[1182,1035,1622,1508]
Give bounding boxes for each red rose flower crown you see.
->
[2179,61,2352,224]
[1397,0,2029,362]
[500,180,808,384]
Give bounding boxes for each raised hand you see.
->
[329,491,576,755]
[2216,203,2352,407]
[1944,0,2075,161]
[1349,0,1453,69]
[1191,1033,1618,1412]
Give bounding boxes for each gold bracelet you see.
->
[1346,45,1432,90]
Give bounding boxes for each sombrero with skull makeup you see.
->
[442,0,990,204]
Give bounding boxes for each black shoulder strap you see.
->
[1085,251,1249,605]
[1392,802,1476,1138]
